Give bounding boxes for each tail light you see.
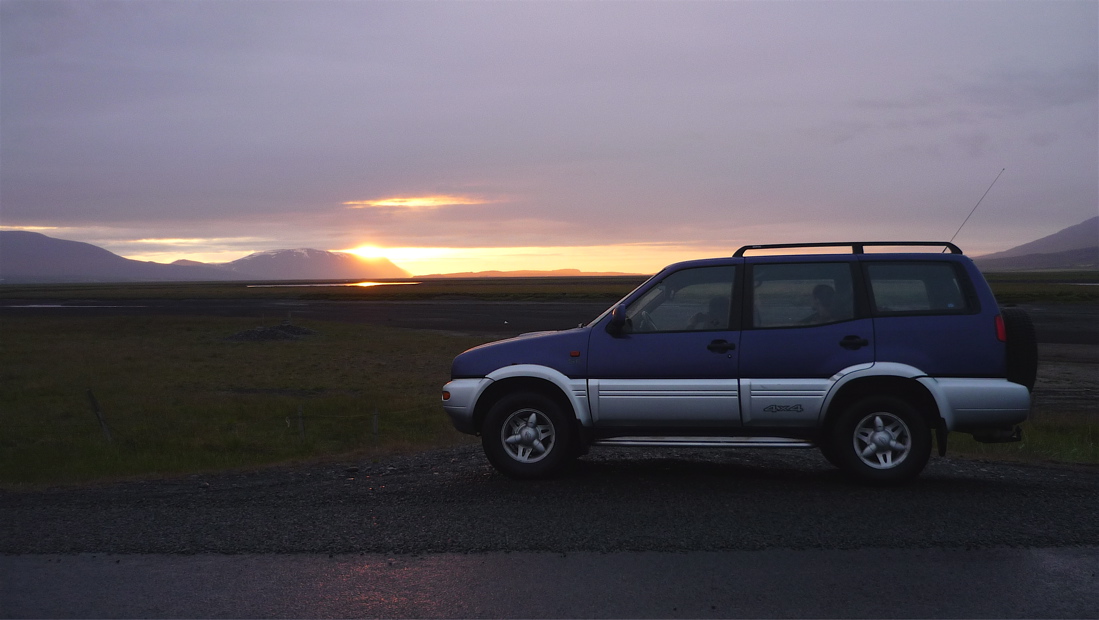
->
[995,314,1007,342]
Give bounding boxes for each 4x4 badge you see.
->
[763,404,804,413]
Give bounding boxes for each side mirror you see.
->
[606,304,628,336]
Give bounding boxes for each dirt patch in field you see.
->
[226,322,318,342]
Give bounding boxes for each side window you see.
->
[867,262,972,315]
[625,265,735,333]
[752,262,855,328]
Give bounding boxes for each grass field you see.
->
[0,315,486,487]
[948,411,1097,465]
[982,270,1099,304]
[0,276,648,303]
[1,271,1095,304]
[2,272,1096,486]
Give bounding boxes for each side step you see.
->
[592,436,816,449]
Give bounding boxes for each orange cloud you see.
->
[343,195,489,209]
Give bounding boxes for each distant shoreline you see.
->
[415,269,643,278]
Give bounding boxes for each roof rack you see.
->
[733,241,963,257]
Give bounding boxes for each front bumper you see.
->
[442,378,492,435]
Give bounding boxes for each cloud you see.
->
[853,63,1098,128]
[957,64,1098,117]
[343,195,491,210]
[1,1,1093,265]
[951,131,992,159]
[128,237,258,246]
[0,225,61,231]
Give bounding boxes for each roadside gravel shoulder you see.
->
[4,446,1097,555]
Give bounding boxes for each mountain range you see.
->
[971,216,1098,271]
[1,217,1095,283]
[0,231,408,283]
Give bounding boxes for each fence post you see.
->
[85,389,113,443]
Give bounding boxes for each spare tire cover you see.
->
[1001,307,1038,392]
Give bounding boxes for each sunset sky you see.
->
[2,0,1096,276]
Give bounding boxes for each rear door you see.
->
[863,259,1000,376]
[738,259,874,427]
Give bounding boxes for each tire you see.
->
[829,396,931,484]
[1001,307,1038,392]
[481,391,574,479]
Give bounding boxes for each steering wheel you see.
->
[638,310,658,333]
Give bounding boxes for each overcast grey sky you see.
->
[2,0,1096,274]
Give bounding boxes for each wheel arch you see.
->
[472,365,589,437]
[822,373,943,438]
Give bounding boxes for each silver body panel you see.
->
[443,365,592,435]
[442,378,491,434]
[593,436,815,448]
[921,377,1031,430]
[588,379,739,425]
[739,378,829,426]
[446,364,1031,440]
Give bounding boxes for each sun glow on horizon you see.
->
[345,245,455,262]
[341,243,734,276]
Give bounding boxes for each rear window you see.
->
[866,262,973,315]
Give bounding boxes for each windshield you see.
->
[585,273,660,327]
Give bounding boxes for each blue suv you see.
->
[442,242,1037,483]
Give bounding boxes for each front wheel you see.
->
[829,396,931,484]
[481,391,574,479]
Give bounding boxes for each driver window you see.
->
[624,265,735,333]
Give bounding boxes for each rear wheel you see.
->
[830,396,931,484]
[481,391,574,479]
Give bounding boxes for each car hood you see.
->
[451,327,590,379]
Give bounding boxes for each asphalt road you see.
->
[3,447,1099,617]
[5,547,1097,618]
[1,298,1095,343]
[7,447,1099,555]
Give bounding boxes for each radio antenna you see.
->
[947,167,1005,249]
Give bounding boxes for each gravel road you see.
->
[4,446,1097,555]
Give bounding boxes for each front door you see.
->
[587,265,741,428]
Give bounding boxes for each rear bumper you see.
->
[920,377,1031,432]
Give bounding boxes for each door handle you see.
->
[707,339,736,353]
[839,335,870,350]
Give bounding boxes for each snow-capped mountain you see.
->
[214,248,409,279]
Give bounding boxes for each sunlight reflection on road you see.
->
[8,549,1095,618]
